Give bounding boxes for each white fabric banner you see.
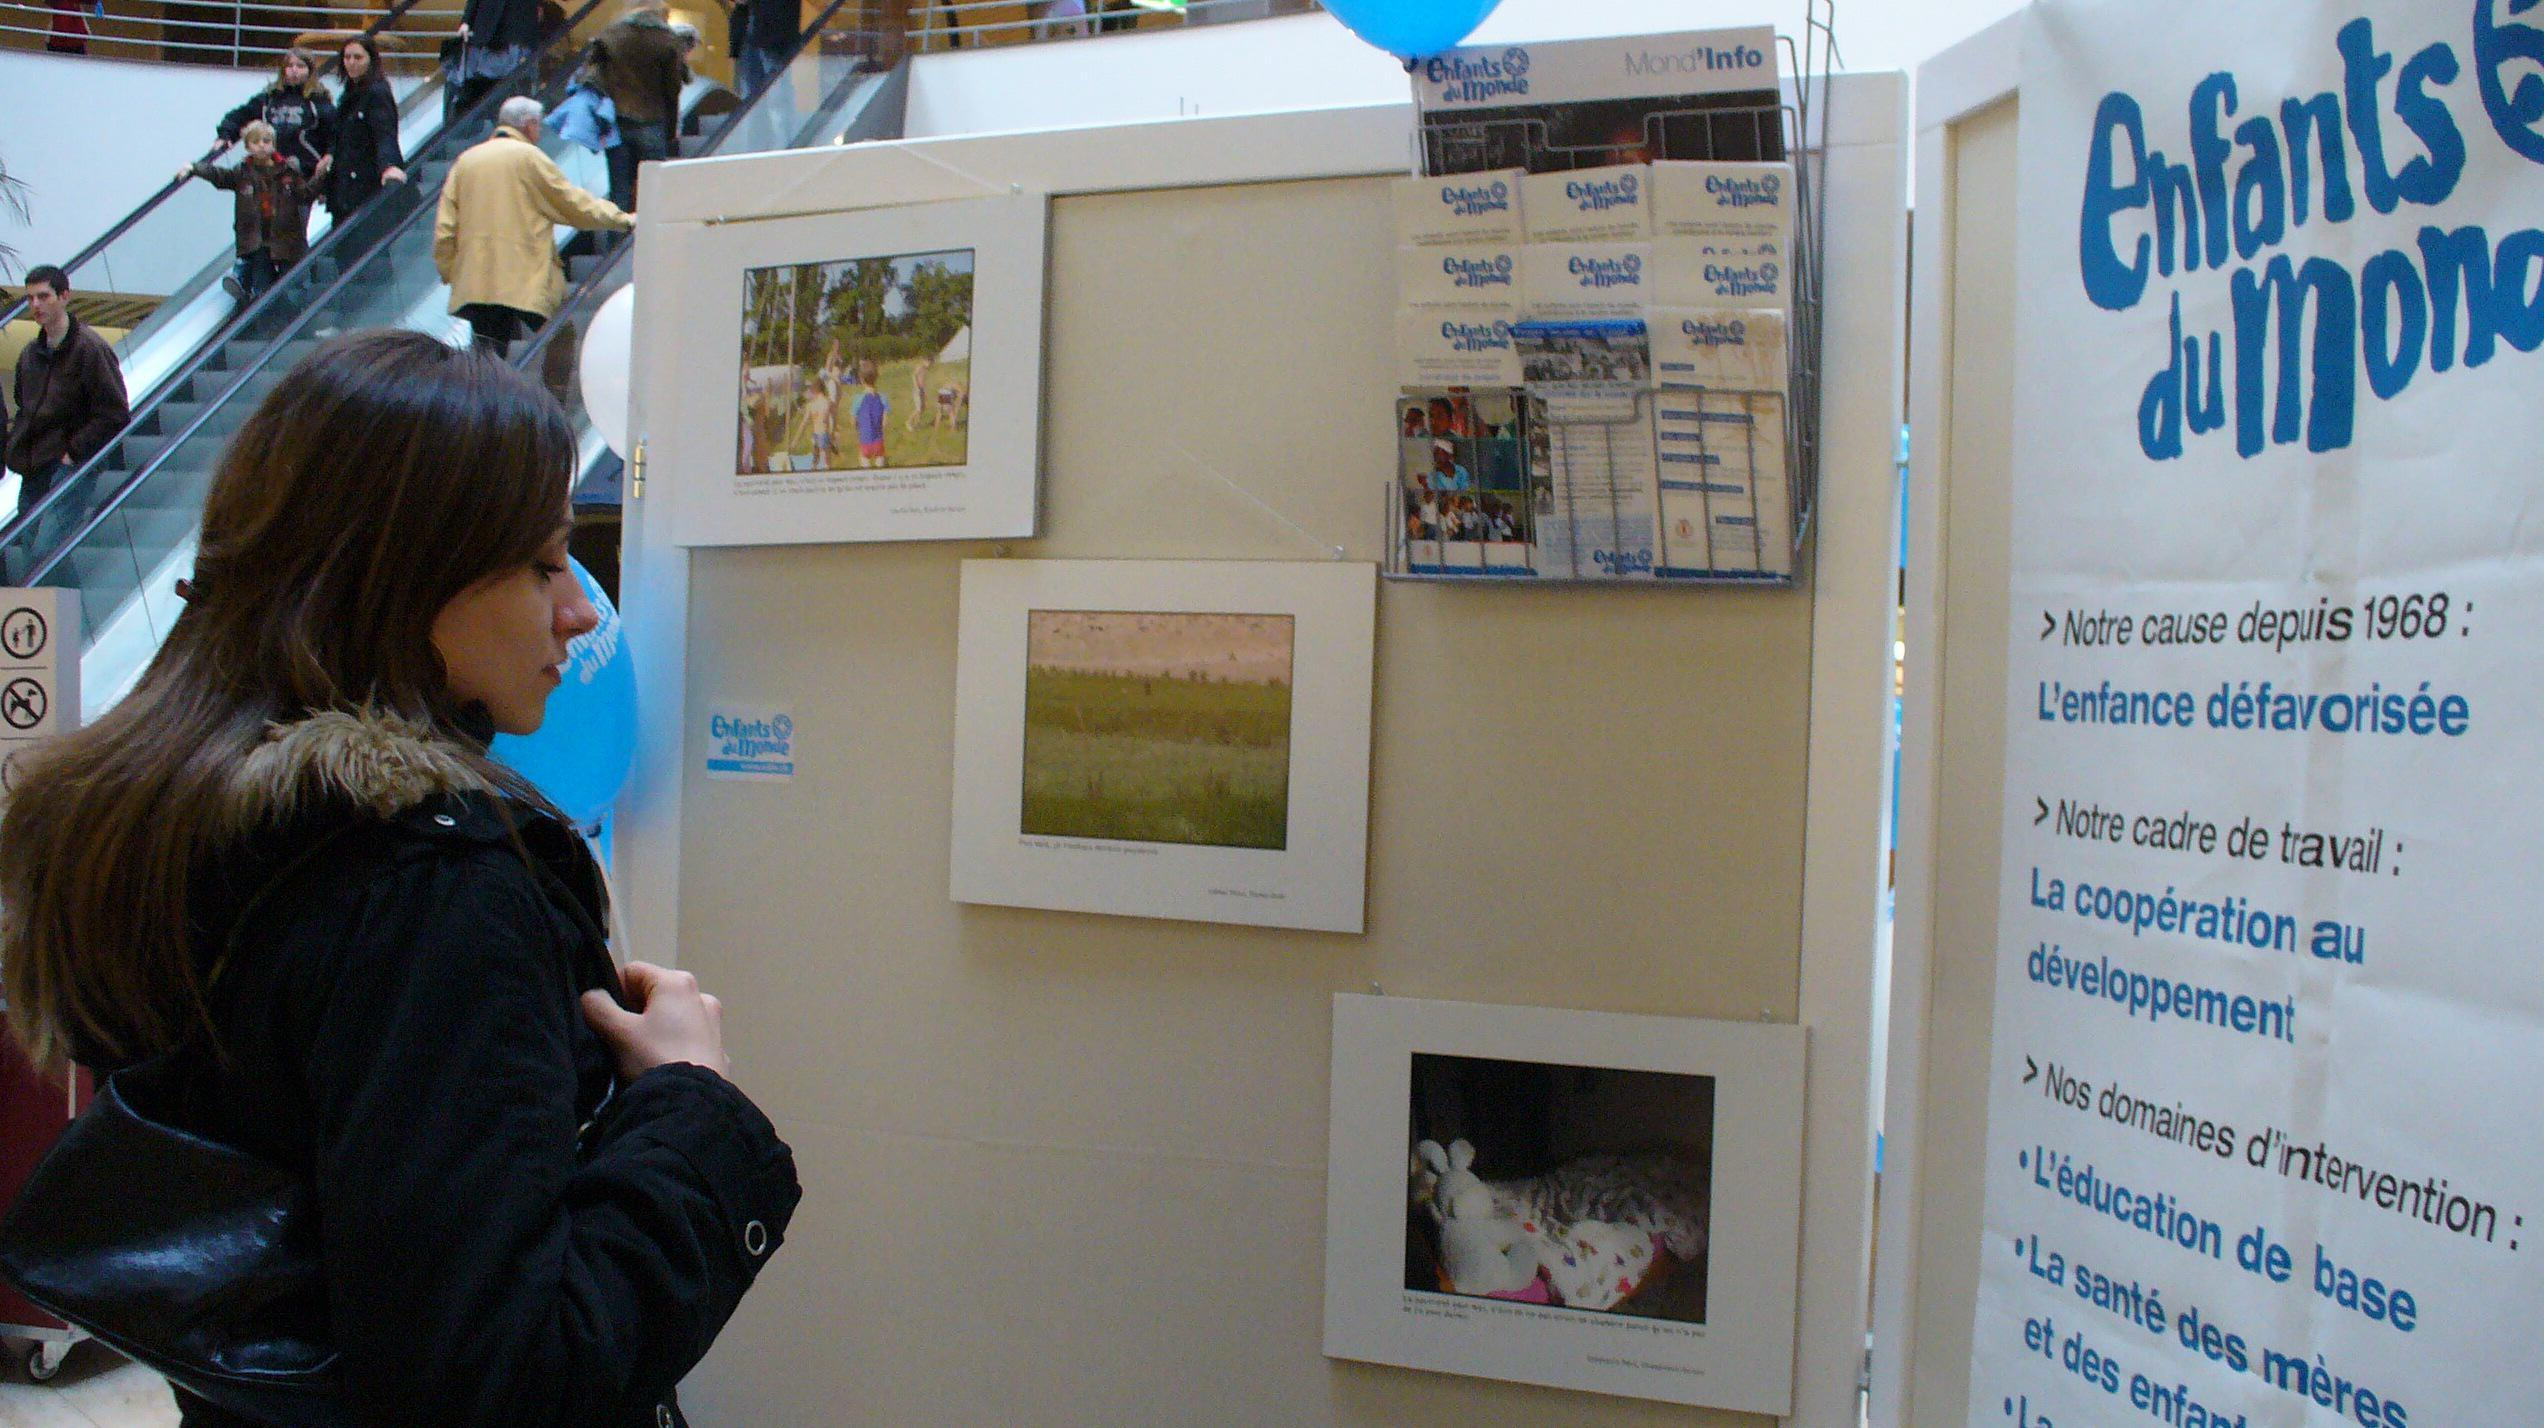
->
[1973,3,2544,1426]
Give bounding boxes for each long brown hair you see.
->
[273,45,323,99]
[339,33,387,92]
[0,330,577,1071]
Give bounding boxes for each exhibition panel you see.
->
[614,53,1904,1426]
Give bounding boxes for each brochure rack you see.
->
[1385,0,1836,588]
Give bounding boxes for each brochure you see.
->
[1651,307,1787,390]
[1394,169,1527,246]
[1397,244,1523,307]
[1520,163,1653,243]
[1651,160,1792,254]
[1528,391,1660,580]
[1517,242,1654,321]
[1654,387,1789,577]
[1658,239,1789,308]
[1398,391,1530,576]
[1396,307,1522,388]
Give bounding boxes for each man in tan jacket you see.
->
[434,95,632,357]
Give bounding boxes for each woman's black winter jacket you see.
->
[147,711,800,1428]
[323,79,404,220]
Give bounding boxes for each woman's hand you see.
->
[456,21,470,38]
[580,962,732,1081]
[383,165,407,184]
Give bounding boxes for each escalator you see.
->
[28,2,911,717]
[0,0,619,581]
[1,0,457,467]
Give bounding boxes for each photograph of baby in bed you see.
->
[1402,1053,1714,1324]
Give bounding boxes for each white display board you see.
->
[949,558,1375,933]
[1324,993,1805,1414]
[615,83,1907,1428]
[651,191,1048,547]
[1966,3,2544,1425]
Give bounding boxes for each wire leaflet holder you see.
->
[1384,0,1837,588]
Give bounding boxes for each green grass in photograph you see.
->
[764,358,972,471]
[1020,669,1293,850]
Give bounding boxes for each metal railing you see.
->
[6,0,614,582]
[0,0,461,67]
[904,0,1314,54]
[3,0,1310,66]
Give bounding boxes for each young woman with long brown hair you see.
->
[0,329,797,1427]
[323,34,406,223]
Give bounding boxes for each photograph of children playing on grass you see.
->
[1020,610,1296,851]
[736,247,975,476]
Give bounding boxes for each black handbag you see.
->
[0,1053,358,1427]
[0,831,360,1427]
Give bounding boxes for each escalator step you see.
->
[66,545,137,603]
[128,507,200,559]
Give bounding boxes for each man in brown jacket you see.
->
[433,96,632,356]
[587,0,686,212]
[6,264,130,554]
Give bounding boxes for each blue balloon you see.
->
[491,556,637,828]
[1321,0,1502,59]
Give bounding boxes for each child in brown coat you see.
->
[181,119,327,308]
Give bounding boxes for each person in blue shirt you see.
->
[853,358,890,467]
[1428,439,1473,490]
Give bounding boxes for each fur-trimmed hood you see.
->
[219,708,500,837]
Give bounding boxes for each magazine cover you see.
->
[1413,28,1784,177]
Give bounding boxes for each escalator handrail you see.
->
[510,0,887,377]
[0,0,447,334]
[13,0,619,578]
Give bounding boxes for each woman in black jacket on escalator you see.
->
[324,33,407,224]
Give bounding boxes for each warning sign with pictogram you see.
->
[0,590,79,776]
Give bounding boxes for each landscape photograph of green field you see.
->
[1020,610,1296,851]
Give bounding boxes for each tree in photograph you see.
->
[820,257,898,342]
[902,257,973,351]
[785,262,827,368]
[741,268,797,369]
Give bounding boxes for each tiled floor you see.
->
[0,1346,174,1428]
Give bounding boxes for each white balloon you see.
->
[578,284,637,457]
